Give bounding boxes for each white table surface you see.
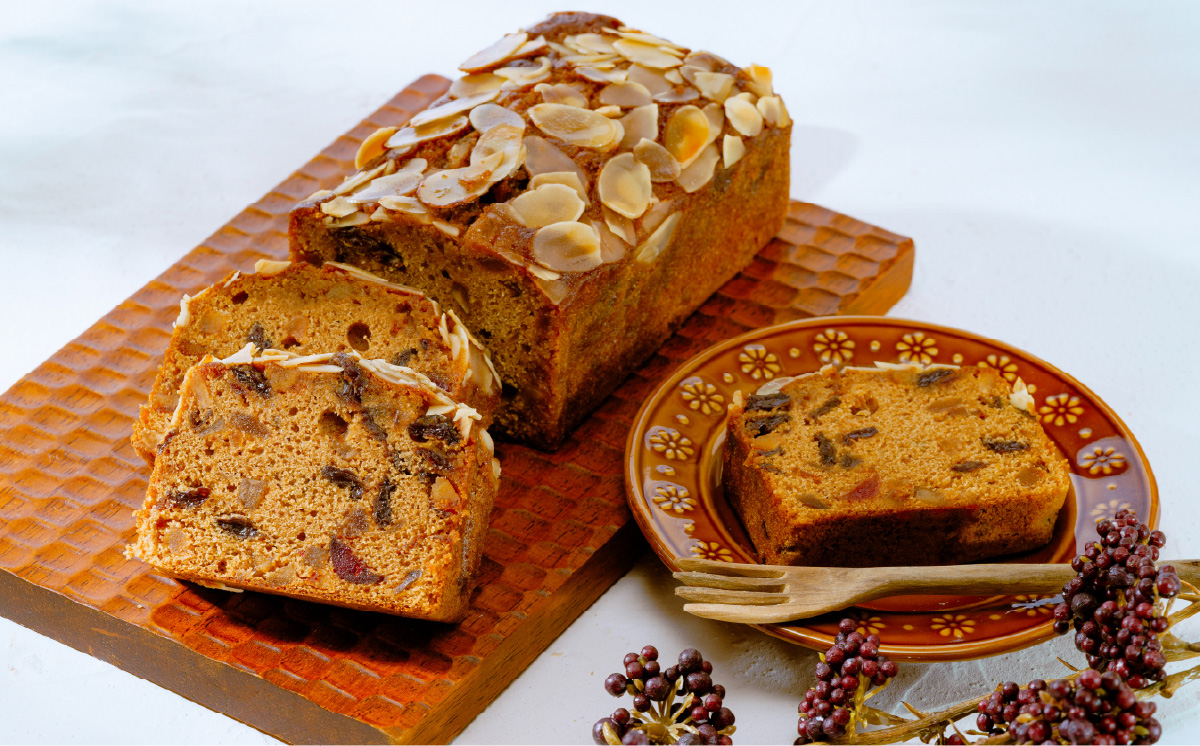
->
[2,1,1199,743]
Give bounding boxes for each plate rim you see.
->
[623,315,1159,661]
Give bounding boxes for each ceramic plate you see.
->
[624,317,1157,661]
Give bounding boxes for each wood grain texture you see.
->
[0,75,914,744]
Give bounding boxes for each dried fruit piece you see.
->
[816,433,838,466]
[164,486,211,509]
[374,477,396,528]
[724,95,764,137]
[842,427,878,444]
[634,212,680,264]
[394,569,423,593]
[676,143,720,192]
[321,465,364,501]
[246,322,272,352]
[951,460,988,473]
[633,138,680,182]
[231,365,271,398]
[598,153,652,219]
[746,412,789,437]
[598,81,653,108]
[459,32,528,73]
[532,221,603,273]
[663,105,709,168]
[529,171,588,202]
[449,72,505,99]
[982,437,1030,453]
[841,473,880,502]
[613,38,683,68]
[408,414,463,445]
[216,517,257,539]
[618,104,659,149]
[346,159,428,204]
[409,91,499,129]
[916,368,956,387]
[537,82,589,107]
[809,397,842,420]
[509,183,586,228]
[355,126,398,169]
[329,538,383,584]
[385,115,470,150]
[799,494,830,510]
[722,135,745,168]
[747,393,791,411]
[757,95,790,127]
[237,477,266,510]
[528,103,622,149]
[469,103,524,132]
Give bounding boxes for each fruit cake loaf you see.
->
[131,259,499,463]
[128,347,499,622]
[289,11,791,449]
[723,363,1071,567]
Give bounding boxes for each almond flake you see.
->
[635,212,681,263]
[321,196,360,218]
[757,95,791,127]
[532,222,602,273]
[633,139,681,182]
[529,103,622,149]
[515,35,548,58]
[523,136,588,184]
[446,138,473,168]
[327,211,370,228]
[450,72,506,99]
[619,104,659,149]
[595,105,623,118]
[433,220,461,237]
[626,66,671,97]
[537,83,589,108]
[615,31,686,53]
[459,151,504,189]
[641,199,676,234]
[562,53,620,67]
[683,50,733,71]
[409,91,499,129]
[664,69,684,85]
[598,81,653,108]
[570,33,618,55]
[378,195,428,216]
[676,143,720,192]
[693,72,735,103]
[345,159,428,203]
[598,153,652,219]
[654,86,699,104]
[602,206,636,245]
[459,32,528,73]
[527,264,561,282]
[535,276,572,306]
[592,219,627,264]
[470,103,525,133]
[576,66,628,84]
[722,135,746,168]
[529,171,589,202]
[417,168,492,208]
[745,64,774,98]
[663,105,710,168]
[369,207,390,222]
[355,127,398,169]
[724,96,764,137]
[333,164,386,196]
[386,115,470,150]
[703,103,725,145]
[613,39,683,69]
[470,124,525,181]
[509,183,586,228]
[495,56,551,86]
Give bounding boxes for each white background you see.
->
[1,1,1199,743]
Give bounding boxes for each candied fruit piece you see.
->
[330,538,383,584]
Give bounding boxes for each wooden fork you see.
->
[673,558,1200,624]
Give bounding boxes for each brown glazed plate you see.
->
[624,317,1158,661]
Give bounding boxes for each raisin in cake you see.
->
[289,11,791,449]
[723,363,1071,567]
[131,259,499,463]
[128,348,499,622]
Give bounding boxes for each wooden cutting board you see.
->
[0,74,914,744]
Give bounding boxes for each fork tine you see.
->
[673,571,786,592]
[675,586,790,605]
[682,602,811,624]
[675,558,786,578]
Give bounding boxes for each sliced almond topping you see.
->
[664,69,684,85]
[527,264,561,282]
[757,95,791,128]
[654,86,700,104]
[449,73,506,99]
[328,211,369,228]
[470,124,525,182]
[693,72,735,103]
[459,32,528,73]
[613,38,683,69]
[333,164,386,196]
[417,168,492,208]
[576,66,628,84]
[409,91,499,129]
[446,137,474,168]
[676,143,720,193]
[515,35,548,58]
[598,153,652,219]
[561,53,621,67]
[528,103,621,149]
[459,151,504,189]
[635,212,681,263]
[683,50,733,71]
[386,115,470,150]
[355,127,398,170]
[369,206,390,223]
[641,198,676,234]
[663,105,710,168]
[433,220,461,237]
[535,276,572,306]
[320,196,359,218]
[495,56,551,86]
[523,135,588,183]
[619,104,659,149]
[633,138,681,182]
[470,103,525,133]
[530,171,588,203]
[615,30,685,51]
[378,195,428,216]
[537,83,589,107]
[744,64,774,98]
[722,135,746,168]
[532,222,603,273]
[724,95,764,137]
[703,103,725,146]
[509,183,586,228]
[570,33,618,55]
[346,159,428,203]
[592,219,628,264]
[602,206,636,245]
[598,81,653,108]
[626,66,672,97]
[593,105,622,118]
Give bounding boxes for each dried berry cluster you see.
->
[1054,509,1180,687]
[795,618,898,743]
[593,646,736,745]
[973,669,1161,744]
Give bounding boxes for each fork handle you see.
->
[866,560,1200,599]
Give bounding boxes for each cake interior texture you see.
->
[288,11,791,448]
[129,350,498,622]
[132,260,497,463]
[723,364,1072,567]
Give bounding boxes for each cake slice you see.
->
[131,259,499,463]
[723,363,1071,567]
[128,347,499,622]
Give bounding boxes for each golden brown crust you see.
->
[723,364,1071,567]
[288,12,791,448]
